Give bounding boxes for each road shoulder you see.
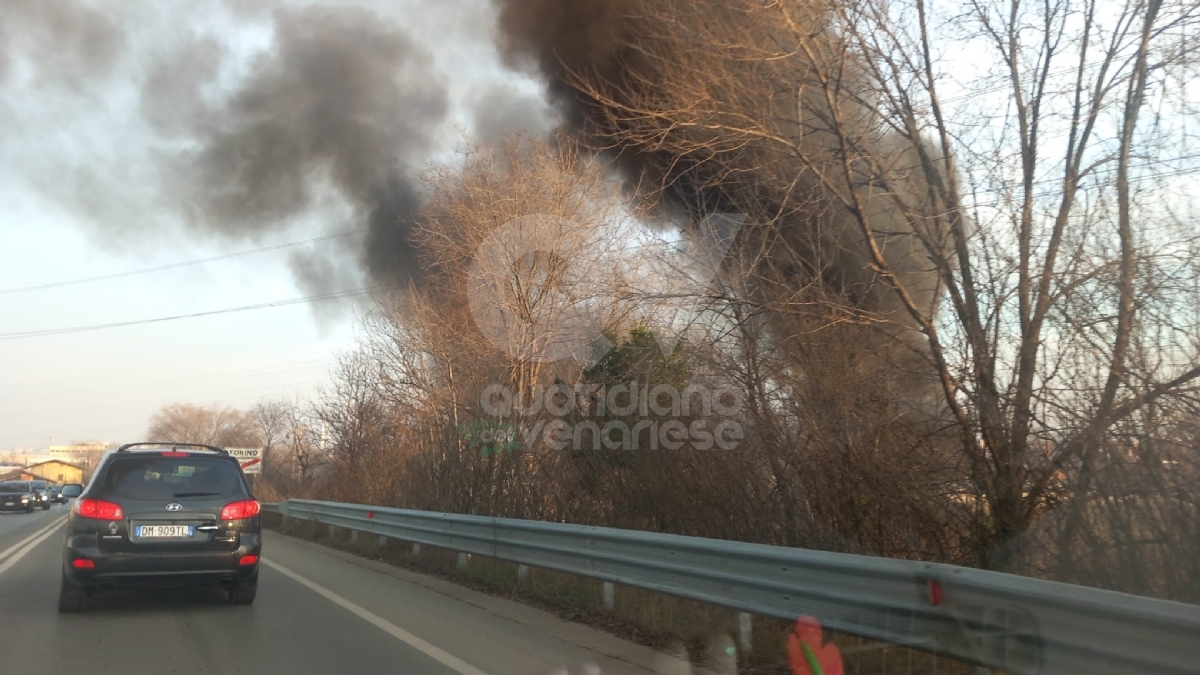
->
[263,530,704,675]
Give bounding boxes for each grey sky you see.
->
[0,0,553,449]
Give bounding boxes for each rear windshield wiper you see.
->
[172,492,223,497]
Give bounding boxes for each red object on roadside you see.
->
[787,616,844,675]
[929,579,945,606]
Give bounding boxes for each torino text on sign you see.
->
[226,447,264,475]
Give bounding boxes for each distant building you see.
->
[25,459,85,484]
[49,441,111,457]
[0,452,53,466]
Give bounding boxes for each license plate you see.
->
[135,525,194,538]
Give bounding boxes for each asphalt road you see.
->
[0,506,694,675]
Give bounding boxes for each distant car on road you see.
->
[59,442,262,612]
[30,479,52,510]
[0,481,37,513]
[49,485,66,504]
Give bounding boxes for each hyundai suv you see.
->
[59,443,262,612]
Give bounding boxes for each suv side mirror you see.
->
[61,484,83,498]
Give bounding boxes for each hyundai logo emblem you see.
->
[165,503,183,512]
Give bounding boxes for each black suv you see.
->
[0,481,37,513]
[59,443,262,612]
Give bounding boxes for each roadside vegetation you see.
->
[150,0,1200,611]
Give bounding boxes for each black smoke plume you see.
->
[491,0,946,320]
[0,0,124,87]
[147,5,448,293]
[493,0,636,130]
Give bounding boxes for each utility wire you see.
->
[0,286,389,341]
[19,357,339,395]
[0,229,367,295]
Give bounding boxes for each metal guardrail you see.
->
[263,499,1200,675]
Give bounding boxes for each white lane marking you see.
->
[262,557,491,675]
[0,514,67,563]
[0,515,66,574]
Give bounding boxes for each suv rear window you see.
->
[101,457,243,501]
[0,482,30,491]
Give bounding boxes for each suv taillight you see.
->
[75,498,123,520]
[220,500,261,520]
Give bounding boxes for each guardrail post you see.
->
[378,535,388,548]
[456,552,469,571]
[328,524,337,538]
[517,564,530,584]
[350,529,359,543]
[602,581,615,610]
[736,612,752,654]
[411,542,421,556]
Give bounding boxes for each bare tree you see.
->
[830,0,1200,573]
[525,0,1200,580]
[146,403,261,449]
[357,134,648,517]
[249,400,289,459]
[248,398,318,498]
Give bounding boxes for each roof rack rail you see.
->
[116,442,229,455]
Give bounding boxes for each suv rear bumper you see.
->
[64,533,261,588]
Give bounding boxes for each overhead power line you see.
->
[10,357,338,395]
[0,286,390,341]
[0,229,367,295]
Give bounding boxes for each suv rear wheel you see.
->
[228,574,257,605]
[58,570,85,613]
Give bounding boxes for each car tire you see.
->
[42,502,50,511]
[228,576,258,605]
[58,571,86,613]
[26,504,34,513]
